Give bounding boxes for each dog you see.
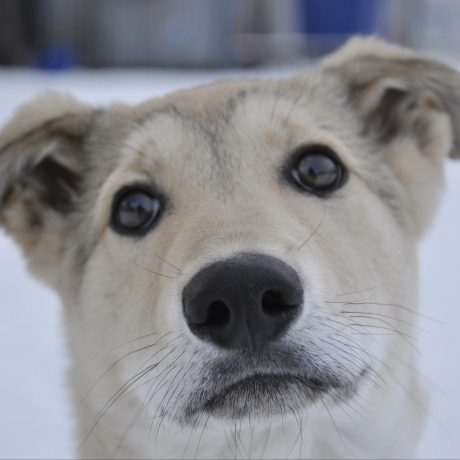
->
[0,36,458,458]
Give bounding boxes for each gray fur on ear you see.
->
[0,92,99,288]
[323,36,460,159]
[0,91,99,276]
[0,92,96,215]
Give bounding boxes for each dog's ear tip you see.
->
[320,36,460,163]
[0,91,92,146]
[0,91,96,221]
[321,35,417,69]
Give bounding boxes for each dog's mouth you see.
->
[184,371,352,420]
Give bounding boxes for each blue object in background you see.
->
[300,0,383,39]
[36,44,77,70]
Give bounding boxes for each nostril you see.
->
[261,289,298,316]
[199,300,230,328]
[182,253,303,349]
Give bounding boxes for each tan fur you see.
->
[0,37,458,458]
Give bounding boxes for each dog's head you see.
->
[1,38,459,429]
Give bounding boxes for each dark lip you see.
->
[205,373,327,402]
[185,372,349,420]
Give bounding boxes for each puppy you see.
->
[1,37,458,458]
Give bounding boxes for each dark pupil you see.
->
[297,154,338,188]
[118,193,156,229]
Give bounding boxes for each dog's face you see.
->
[1,38,459,443]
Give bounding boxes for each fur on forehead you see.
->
[112,81,364,208]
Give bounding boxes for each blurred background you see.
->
[2,0,460,69]
[1,1,460,459]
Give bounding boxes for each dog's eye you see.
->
[111,187,162,235]
[291,147,346,195]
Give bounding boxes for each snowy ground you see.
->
[0,66,459,459]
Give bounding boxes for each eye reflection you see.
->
[112,187,162,235]
[290,147,346,195]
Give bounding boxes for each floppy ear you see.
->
[0,91,96,285]
[322,36,460,235]
[323,36,460,159]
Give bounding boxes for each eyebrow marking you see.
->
[136,104,185,126]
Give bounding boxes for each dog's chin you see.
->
[184,372,355,421]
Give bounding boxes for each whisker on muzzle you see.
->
[128,257,176,279]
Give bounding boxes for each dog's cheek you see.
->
[77,236,164,341]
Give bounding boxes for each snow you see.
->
[0,67,459,459]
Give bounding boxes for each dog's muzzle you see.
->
[182,253,303,351]
[180,253,362,421]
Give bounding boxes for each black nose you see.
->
[182,253,303,351]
